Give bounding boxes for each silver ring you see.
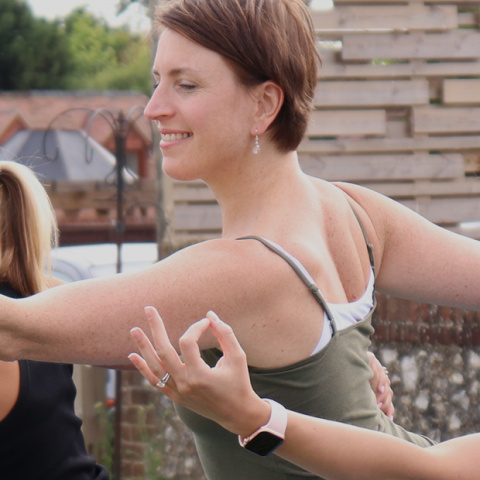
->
[156,372,171,389]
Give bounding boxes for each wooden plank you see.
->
[342,31,480,61]
[307,109,386,137]
[458,12,480,28]
[400,196,480,225]
[298,154,464,181]
[319,53,480,80]
[443,79,480,104]
[173,203,222,232]
[314,80,429,107]
[297,135,480,154]
[361,179,480,199]
[312,6,457,32]
[447,223,480,241]
[168,190,480,241]
[46,180,156,212]
[171,156,468,202]
[173,182,215,202]
[332,0,480,4]
[413,106,480,134]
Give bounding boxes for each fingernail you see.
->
[377,402,383,408]
[207,311,219,322]
[380,385,385,393]
[130,328,141,340]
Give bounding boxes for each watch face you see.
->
[244,432,284,456]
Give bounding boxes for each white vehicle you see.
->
[51,242,159,282]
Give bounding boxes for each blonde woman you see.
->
[0,161,108,480]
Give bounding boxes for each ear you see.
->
[251,81,284,135]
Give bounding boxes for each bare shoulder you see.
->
[331,182,390,258]
[157,238,277,280]
[142,238,290,326]
[333,181,394,220]
[149,237,313,357]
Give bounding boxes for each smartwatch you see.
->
[238,399,287,456]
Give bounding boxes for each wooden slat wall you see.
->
[163,1,480,248]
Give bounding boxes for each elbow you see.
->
[0,336,26,362]
[0,347,23,362]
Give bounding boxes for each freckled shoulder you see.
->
[155,238,284,291]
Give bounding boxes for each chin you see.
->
[162,160,201,182]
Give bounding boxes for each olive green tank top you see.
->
[176,221,434,479]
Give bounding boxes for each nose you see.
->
[144,84,175,121]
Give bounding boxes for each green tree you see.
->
[0,0,71,89]
[63,8,151,94]
[0,2,151,93]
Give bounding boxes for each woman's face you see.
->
[145,28,258,182]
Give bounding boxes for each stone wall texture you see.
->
[120,294,480,479]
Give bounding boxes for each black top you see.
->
[0,282,109,480]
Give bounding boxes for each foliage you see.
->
[0,0,71,89]
[62,8,151,94]
[94,401,115,476]
[0,1,151,94]
[136,404,168,480]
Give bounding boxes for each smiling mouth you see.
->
[161,133,192,141]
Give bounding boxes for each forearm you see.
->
[275,411,477,480]
[213,395,440,480]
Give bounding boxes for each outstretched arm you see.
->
[337,182,480,310]
[129,307,480,480]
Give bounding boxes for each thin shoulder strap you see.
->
[237,236,337,334]
[347,203,377,307]
[348,204,375,272]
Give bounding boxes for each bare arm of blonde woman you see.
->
[337,182,480,310]
[129,308,480,480]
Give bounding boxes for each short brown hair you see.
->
[154,0,319,152]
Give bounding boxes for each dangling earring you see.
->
[253,129,260,155]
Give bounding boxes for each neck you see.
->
[204,149,307,239]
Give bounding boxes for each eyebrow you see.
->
[152,67,199,78]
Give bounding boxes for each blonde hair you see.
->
[0,161,58,296]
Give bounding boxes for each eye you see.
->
[177,81,197,91]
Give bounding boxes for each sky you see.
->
[27,0,151,32]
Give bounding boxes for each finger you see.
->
[130,325,165,369]
[128,352,176,396]
[385,403,395,420]
[128,352,162,386]
[178,317,211,370]
[145,305,171,348]
[144,306,184,375]
[206,311,246,362]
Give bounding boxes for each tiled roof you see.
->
[0,91,152,145]
[0,129,128,182]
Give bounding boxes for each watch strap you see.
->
[238,399,288,447]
